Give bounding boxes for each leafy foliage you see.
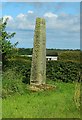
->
[4,56,81,85]
[5,56,31,84]
[2,56,31,97]
[2,69,27,98]
[46,61,81,83]
[0,18,18,64]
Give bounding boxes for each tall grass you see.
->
[2,69,27,98]
[2,82,80,118]
[74,82,80,110]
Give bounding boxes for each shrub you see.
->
[4,56,31,84]
[46,61,81,83]
[2,69,26,98]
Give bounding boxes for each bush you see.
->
[4,57,81,84]
[2,69,27,98]
[4,56,31,84]
[46,61,81,83]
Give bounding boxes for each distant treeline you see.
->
[17,48,59,56]
[17,48,80,62]
[17,48,80,54]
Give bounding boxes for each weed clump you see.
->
[2,69,27,98]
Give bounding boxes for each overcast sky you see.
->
[1,2,80,49]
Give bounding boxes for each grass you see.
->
[2,81,80,118]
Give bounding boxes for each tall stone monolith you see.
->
[30,18,46,85]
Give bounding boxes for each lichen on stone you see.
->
[30,17,46,85]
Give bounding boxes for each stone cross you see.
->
[30,18,46,85]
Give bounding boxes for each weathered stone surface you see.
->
[29,84,56,92]
[30,18,46,85]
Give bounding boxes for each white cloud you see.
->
[3,15,15,28]
[3,12,35,30]
[44,13,80,33]
[4,12,80,49]
[17,13,26,19]
[4,12,80,34]
[44,12,58,18]
[16,13,35,30]
[28,10,34,14]
[3,12,80,34]
[3,15,14,21]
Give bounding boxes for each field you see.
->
[2,81,80,118]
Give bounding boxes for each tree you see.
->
[0,17,18,65]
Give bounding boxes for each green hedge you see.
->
[46,61,81,82]
[4,56,81,84]
[4,56,31,84]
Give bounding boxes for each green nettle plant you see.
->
[0,17,18,65]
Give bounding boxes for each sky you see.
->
[1,2,80,49]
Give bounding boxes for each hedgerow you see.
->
[46,60,81,83]
[3,56,81,84]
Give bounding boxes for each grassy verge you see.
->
[2,82,80,118]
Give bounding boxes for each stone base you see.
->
[29,84,56,92]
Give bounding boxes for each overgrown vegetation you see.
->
[46,60,81,83]
[2,69,26,98]
[2,55,81,99]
